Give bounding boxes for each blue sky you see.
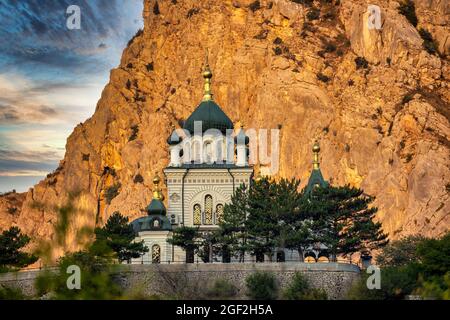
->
[0,0,143,192]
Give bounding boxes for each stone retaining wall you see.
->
[0,263,360,299]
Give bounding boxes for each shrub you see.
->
[317,72,330,83]
[324,42,336,53]
[105,183,121,204]
[246,271,278,300]
[273,47,282,55]
[306,7,320,21]
[134,174,144,184]
[273,37,283,45]
[129,125,139,141]
[0,285,26,300]
[398,0,418,27]
[187,8,200,18]
[146,62,154,72]
[126,79,131,90]
[82,153,90,161]
[127,29,143,46]
[208,279,237,299]
[402,92,414,104]
[283,273,327,300]
[7,207,17,214]
[249,1,261,12]
[153,1,160,15]
[419,28,437,55]
[355,56,369,69]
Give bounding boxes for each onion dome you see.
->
[234,124,250,145]
[183,61,234,134]
[146,174,166,215]
[131,173,172,233]
[167,127,182,145]
[304,140,328,196]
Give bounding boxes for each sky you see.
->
[0,0,144,192]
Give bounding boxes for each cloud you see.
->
[0,0,143,185]
[0,148,60,177]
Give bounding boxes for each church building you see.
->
[130,61,328,264]
[131,61,253,264]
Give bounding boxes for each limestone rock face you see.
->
[0,0,448,259]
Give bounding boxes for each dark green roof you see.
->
[167,129,182,145]
[183,100,233,134]
[131,215,172,233]
[304,168,328,195]
[146,198,167,215]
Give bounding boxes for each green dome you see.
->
[131,215,172,233]
[183,100,234,134]
[146,198,166,215]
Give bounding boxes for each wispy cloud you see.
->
[0,0,143,186]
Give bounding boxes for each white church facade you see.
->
[130,61,328,264]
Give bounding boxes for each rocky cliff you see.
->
[1,0,449,259]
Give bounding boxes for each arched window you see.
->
[193,204,201,225]
[204,195,213,225]
[216,204,224,224]
[152,244,161,264]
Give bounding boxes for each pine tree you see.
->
[305,185,388,260]
[215,184,250,262]
[245,177,281,261]
[92,211,148,262]
[167,226,200,263]
[273,178,310,260]
[0,226,38,271]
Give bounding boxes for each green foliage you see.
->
[418,272,450,300]
[246,271,278,300]
[376,235,425,267]
[215,185,250,261]
[416,233,450,277]
[283,272,327,300]
[355,56,369,69]
[35,251,121,300]
[398,0,418,27]
[354,232,450,300]
[105,183,121,204]
[419,28,437,55]
[245,177,286,260]
[0,285,26,300]
[215,177,387,261]
[167,226,200,262]
[0,227,38,270]
[347,263,421,300]
[305,186,388,259]
[208,279,237,299]
[346,273,385,300]
[92,212,148,262]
